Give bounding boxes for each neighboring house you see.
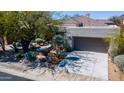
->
[60,16,119,53]
[62,16,115,27]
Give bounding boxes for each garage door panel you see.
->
[73,37,108,53]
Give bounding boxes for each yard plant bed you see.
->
[108,56,124,80]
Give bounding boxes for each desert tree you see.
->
[0,11,60,53]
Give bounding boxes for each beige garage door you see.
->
[73,37,108,53]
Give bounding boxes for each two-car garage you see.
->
[65,26,118,53]
[73,37,109,53]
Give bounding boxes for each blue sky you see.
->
[53,11,124,19]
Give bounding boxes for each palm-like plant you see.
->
[109,16,121,26]
[53,35,64,56]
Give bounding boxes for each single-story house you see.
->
[60,15,120,53]
[65,26,119,53]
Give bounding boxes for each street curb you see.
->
[0,63,48,81]
[0,62,104,81]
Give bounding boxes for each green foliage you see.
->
[64,42,72,52]
[103,37,111,45]
[15,50,23,59]
[109,16,121,26]
[53,35,64,46]
[0,11,61,52]
[25,51,36,62]
[0,12,61,41]
[110,32,124,56]
[0,12,19,37]
[53,35,64,56]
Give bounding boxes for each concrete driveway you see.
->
[57,51,108,80]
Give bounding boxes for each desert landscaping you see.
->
[1,11,124,81]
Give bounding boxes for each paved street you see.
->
[0,71,32,81]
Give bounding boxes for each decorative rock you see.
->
[114,55,124,73]
[20,59,32,65]
[48,53,61,64]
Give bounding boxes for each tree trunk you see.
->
[1,43,5,51]
[4,36,8,45]
[0,37,5,52]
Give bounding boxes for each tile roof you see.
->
[62,16,113,26]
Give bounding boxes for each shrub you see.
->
[64,41,72,52]
[113,33,124,54]
[108,32,124,57]
[104,37,111,46]
[53,35,64,46]
[114,55,124,73]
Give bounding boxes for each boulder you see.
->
[48,53,61,64]
[114,55,124,73]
